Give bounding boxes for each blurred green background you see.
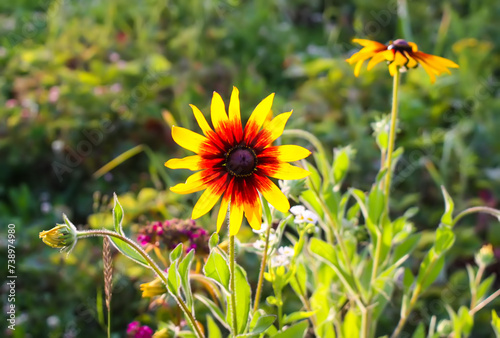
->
[2,0,500,336]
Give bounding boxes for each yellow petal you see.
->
[165,155,202,170]
[367,51,389,70]
[228,86,242,126]
[170,171,206,194]
[388,52,407,76]
[352,39,387,49]
[192,186,223,219]
[354,60,364,77]
[244,198,262,231]
[190,104,213,136]
[171,126,208,154]
[246,93,275,132]
[264,163,310,180]
[211,91,229,133]
[416,58,437,83]
[404,52,418,68]
[408,42,418,52]
[217,194,230,232]
[258,176,290,213]
[424,54,459,68]
[229,201,244,236]
[263,111,292,143]
[260,145,311,162]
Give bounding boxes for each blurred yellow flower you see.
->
[140,277,167,298]
[346,38,459,83]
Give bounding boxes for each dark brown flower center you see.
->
[225,146,257,177]
[388,39,412,53]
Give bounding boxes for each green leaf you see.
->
[305,161,321,192]
[411,323,425,338]
[207,315,222,338]
[492,310,500,336]
[167,262,181,293]
[367,185,385,225]
[477,274,496,301]
[309,238,338,266]
[458,306,473,335]
[435,225,455,255]
[108,236,149,267]
[290,262,307,301]
[283,311,316,325]
[342,310,360,338]
[271,321,309,338]
[245,315,276,336]
[196,295,230,330]
[416,250,445,291]
[333,148,350,185]
[170,243,184,262]
[226,265,252,334]
[403,268,415,295]
[204,250,230,291]
[440,186,455,226]
[393,234,421,263]
[209,233,220,250]
[179,249,195,310]
[113,193,124,235]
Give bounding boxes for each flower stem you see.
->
[253,224,272,313]
[77,230,204,338]
[229,235,238,334]
[384,69,401,209]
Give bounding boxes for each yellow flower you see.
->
[165,87,311,235]
[39,214,77,253]
[475,244,494,266]
[140,277,167,298]
[346,38,459,83]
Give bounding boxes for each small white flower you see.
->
[253,240,266,250]
[270,254,290,268]
[303,210,318,224]
[290,205,306,216]
[253,223,268,234]
[278,246,294,258]
[268,233,277,244]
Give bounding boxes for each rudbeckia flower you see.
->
[346,38,459,83]
[165,87,311,235]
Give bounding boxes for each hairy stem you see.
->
[229,235,238,334]
[253,224,272,313]
[384,69,401,209]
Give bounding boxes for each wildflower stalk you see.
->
[253,223,272,313]
[384,69,401,208]
[77,229,204,338]
[229,234,238,334]
[103,236,113,338]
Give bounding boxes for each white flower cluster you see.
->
[270,246,295,267]
[290,205,318,224]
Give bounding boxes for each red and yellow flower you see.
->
[346,38,459,83]
[165,87,310,235]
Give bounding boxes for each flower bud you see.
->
[39,214,77,253]
[475,244,494,267]
[140,277,167,298]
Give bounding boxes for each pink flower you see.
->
[137,235,151,246]
[127,321,140,334]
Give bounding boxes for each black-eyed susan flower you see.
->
[165,87,311,235]
[346,38,459,83]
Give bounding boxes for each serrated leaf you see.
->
[113,193,124,235]
[283,311,316,325]
[272,320,309,338]
[440,186,455,226]
[109,236,149,266]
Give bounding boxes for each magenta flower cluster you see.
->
[127,321,153,338]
